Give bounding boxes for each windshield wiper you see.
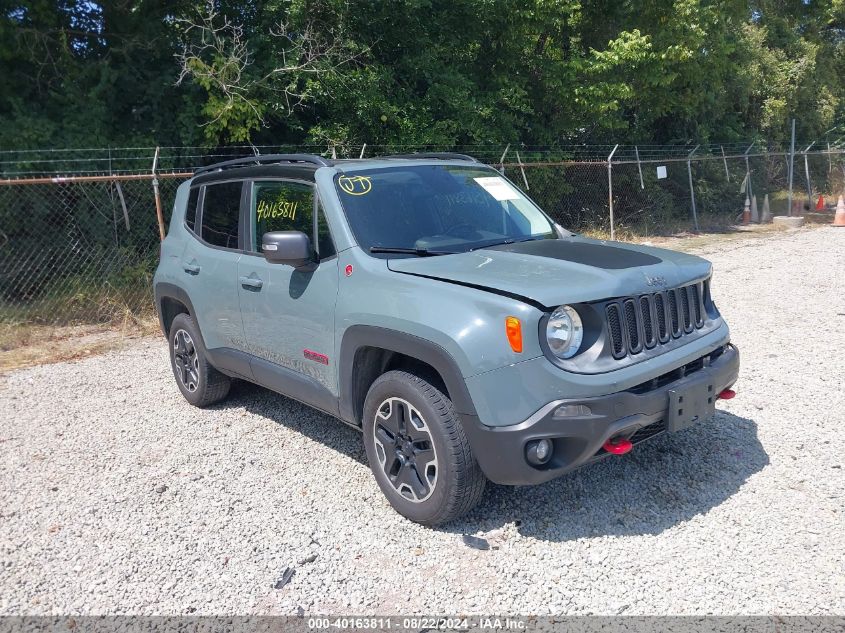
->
[469,236,544,251]
[370,246,454,257]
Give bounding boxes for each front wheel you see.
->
[362,370,486,526]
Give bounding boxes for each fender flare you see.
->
[338,325,478,425]
[154,282,198,337]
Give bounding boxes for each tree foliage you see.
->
[2,0,845,149]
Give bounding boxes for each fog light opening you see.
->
[526,439,554,466]
[553,404,592,419]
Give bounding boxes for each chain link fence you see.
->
[2,144,844,328]
[0,174,185,327]
[510,148,845,238]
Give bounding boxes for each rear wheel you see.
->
[363,370,486,526]
[168,313,230,407]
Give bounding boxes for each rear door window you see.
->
[200,182,242,249]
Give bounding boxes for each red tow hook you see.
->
[603,437,633,455]
[718,389,736,400]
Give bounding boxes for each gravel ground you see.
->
[1,226,844,616]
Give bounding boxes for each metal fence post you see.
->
[687,145,700,232]
[787,118,796,216]
[607,144,619,240]
[828,141,832,176]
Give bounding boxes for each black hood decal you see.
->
[487,239,662,269]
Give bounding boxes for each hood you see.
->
[386,237,712,308]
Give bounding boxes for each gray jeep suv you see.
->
[153,153,739,525]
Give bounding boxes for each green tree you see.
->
[3,0,845,151]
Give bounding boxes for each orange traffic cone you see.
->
[834,196,845,227]
[742,197,751,225]
[816,195,825,210]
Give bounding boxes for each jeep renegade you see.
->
[153,153,739,525]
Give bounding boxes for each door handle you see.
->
[239,275,263,290]
[183,262,201,274]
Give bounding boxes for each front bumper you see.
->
[461,343,739,485]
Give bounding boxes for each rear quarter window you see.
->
[185,187,199,233]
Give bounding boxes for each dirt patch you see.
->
[623,222,821,253]
[0,319,159,373]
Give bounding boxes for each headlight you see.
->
[546,305,584,359]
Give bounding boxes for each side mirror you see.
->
[261,231,315,269]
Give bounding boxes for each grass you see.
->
[0,256,160,372]
[0,283,160,373]
[580,215,736,242]
[0,314,160,373]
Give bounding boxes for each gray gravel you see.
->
[2,227,844,615]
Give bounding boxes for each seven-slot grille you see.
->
[605,280,708,359]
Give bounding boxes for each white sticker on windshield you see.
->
[473,176,520,201]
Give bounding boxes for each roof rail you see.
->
[194,153,330,175]
[381,152,479,162]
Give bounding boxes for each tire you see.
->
[362,370,486,526]
[168,313,231,407]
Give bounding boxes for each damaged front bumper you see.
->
[461,343,740,485]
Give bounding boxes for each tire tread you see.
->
[366,370,486,525]
[169,313,230,407]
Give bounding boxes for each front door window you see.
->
[251,181,335,258]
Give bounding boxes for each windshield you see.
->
[334,165,557,256]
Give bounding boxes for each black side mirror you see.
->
[261,231,315,269]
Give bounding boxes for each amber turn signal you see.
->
[505,316,523,353]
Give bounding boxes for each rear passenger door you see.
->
[237,179,340,405]
[180,180,246,356]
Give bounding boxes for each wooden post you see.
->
[151,146,166,242]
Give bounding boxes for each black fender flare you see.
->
[338,325,478,425]
[154,282,198,337]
